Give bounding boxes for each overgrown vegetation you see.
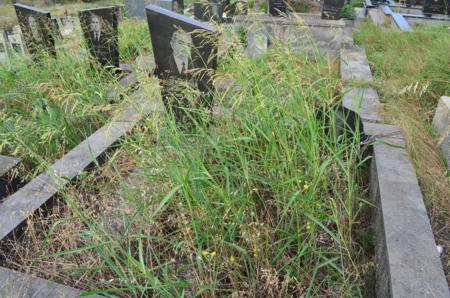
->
[354,21,450,284]
[0,18,149,178]
[1,21,374,296]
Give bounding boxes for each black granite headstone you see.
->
[423,0,449,15]
[13,3,55,57]
[321,0,345,20]
[269,0,287,16]
[79,6,119,69]
[145,5,218,118]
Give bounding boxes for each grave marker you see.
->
[194,2,223,22]
[0,31,9,64]
[321,0,345,20]
[423,0,449,15]
[269,0,287,16]
[145,5,218,118]
[60,15,75,36]
[245,30,268,59]
[6,31,25,55]
[125,0,148,19]
[13,3,56,57]
[79,6,119,70]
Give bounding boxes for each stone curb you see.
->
[340,46,450,297]
[0,89,163,241]
[0,266,104,298]
[0,87,163,296]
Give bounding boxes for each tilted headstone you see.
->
[79,6,119,69]
[145,5,218,118]
[125,0,148,19]
[269,0,287,16]
[60,15,75,36]
[423,0,449,15]
[0,31,9,64]
[13,3,56,57]
[321,0,345,20]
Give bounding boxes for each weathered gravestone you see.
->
[125,0,148,19]
[423,0,449,15]
[194,2,223,22]
[321,0,345,19]
[0,31,9,64]
[145,5,218,119]
[269,0,287,16]
[14,3,56,57]
[79,6,119,70]
[245,30,268,59]
[5,27,25,55]
[156,0,173,10]
[60,15,75,36]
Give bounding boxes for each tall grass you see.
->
[2,27,373,296]
[355,21,450,284]
[354,22,450,215]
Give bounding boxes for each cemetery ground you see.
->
[0,1,449,297]
[355,21,450,284]
[0,10,377,297]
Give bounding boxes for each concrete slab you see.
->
[0,266,103,298]
[364,122,450,298]
[340,46,373,82]
[342,87,382,123]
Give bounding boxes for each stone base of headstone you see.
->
[432,96,450,170]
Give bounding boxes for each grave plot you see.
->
[354,21,450,286]
[0,6,150,180]
[0,8,376,297]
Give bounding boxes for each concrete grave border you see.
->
[0,74,164,297]
[1,20,449,297]
[340,46,450,297]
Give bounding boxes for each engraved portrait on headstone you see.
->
[14,3,56,57]
[79,7,119,69]
[146,5,218,119]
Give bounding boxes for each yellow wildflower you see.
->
[202,250,209,256]
[211,251,217,257]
